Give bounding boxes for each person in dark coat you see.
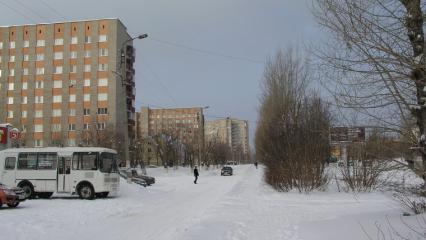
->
[194,165,199,184]
[254,162,258,169]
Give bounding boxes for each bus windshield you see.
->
[99,152,118,173]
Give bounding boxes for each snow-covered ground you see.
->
[1,165,425,240]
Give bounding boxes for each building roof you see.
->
[0,18,126,29]
[0,147,117,154]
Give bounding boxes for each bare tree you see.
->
[312,0,426,180]
[256,49,331,192]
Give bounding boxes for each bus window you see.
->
[37,153,57,170]
[100,152,118,173]
[5,157,16,170]
[18,153,38,170]
[73,152,98,170]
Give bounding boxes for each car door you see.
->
[57,156,72,192]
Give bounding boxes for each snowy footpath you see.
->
[0,165,424,240]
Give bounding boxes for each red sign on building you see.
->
[0,127,7,144]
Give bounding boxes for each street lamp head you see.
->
[137,34,148,39]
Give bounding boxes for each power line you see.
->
[38,0,67,21]
[14,0,51,22]
[0,0,38,23]
[148,37,265,64]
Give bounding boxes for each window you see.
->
[83,123,90,130]
[84,79,90,86]
[52,124,61,132]
[34,140,43,147]
[53,80,62,88]
[21,125,26,132]
[83,108,90,115]
[98,64,108,71]
[5,157,16,170]
[84,65,91,72]
[23,40,29,48]
[52,109,61,117]
[53,66,63,74]
[70,65,77,73]
[7,97,13,104]
[23,54,29,61]
[36,39,45,47]
[54,52,63,60]
[22,82,28,90]
[98,93,107,101]
[22,96,27,104]
[69,94,76,102]
[98,78,108,86]
[54,38,63,45]
[34,124,43,132]
[72,152,98,170]
[35,96,44,103]
[68,124,76,131]
[22,111,27,118]
[70,51,77,59]
[35,110,43,118]
[68,139,76,147]
[69,109,76,116]
[0,42,2,49]
[7,111,13,118]
[99,35,107,42]
[23,68,29,75]
[37,153,57,170]
[35,81,44,89]
[36,54,44,61]
[71,37,78,44]
[18,153,37,169]
[9,69,15,76]
[97,122,106,130]
[99,48,108,56]
[70,79,76,86]
[9,41,15,49]
[9,55,15,62]
[53,95,62,103]
[0,56,2,63]
[36,67,45,75]
[83,94,90,101]
[84,50,91,58]
[97,108,108,114]
[85,36,91,43]
[8,82,14,90]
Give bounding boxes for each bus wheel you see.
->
[78,183,95,200]
[38,192,53,199]
[19,182,35,199]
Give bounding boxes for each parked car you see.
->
[221,166,233,176]
[120,169,156,186]
[225,161,237,166]
[0,183,26,208]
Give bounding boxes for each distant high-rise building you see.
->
[136,106,205,166]
[0,18,138,164]
[205,118,249,162]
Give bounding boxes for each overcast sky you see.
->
[0,0,323,147]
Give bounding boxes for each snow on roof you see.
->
[0,147,117,154]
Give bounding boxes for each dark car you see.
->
[0,183,26,208]
[123,169,156,186]
[221,166,233,176]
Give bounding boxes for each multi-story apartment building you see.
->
[0,19,138,164]
[136,107,205,166]
[205,118,249,163]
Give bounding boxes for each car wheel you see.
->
[19,183,35,199]
[7,202,19,208]
[38,192,53,199]
[78,184,95,200]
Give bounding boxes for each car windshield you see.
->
[99,152,118,173]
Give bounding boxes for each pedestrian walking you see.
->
[254,162,258,169]
[194,165,199,184]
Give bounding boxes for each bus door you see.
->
[1,153,17,186]
[57,157,72,192]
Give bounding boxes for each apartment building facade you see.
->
[0,19,137,164]
[136,107,205,166]
[205,118,249,163]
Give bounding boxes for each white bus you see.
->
[0,147,120,200]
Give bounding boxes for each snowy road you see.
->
[0,165,419,240]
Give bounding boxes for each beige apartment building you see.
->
[205,118,249,163]
[0,18,137,164]
[136,107,205,166]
